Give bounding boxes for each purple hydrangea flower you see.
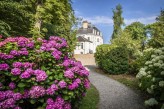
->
[9,82,16,90]
[84,79,90,89]
[1,98,15,108]
[5,90,14,98]
[0,63,9,71]
[64,70,74,79]
[46,87,55,95]
[79,69,89,76]
[13,93,22,100]
[29,86,45,98]
[34,70,48,82]
[18,50,28,55]
[51,50,62,60]
[64,103,71,109]
[11,68,21,75]
[12,62,22,68]
[27,42,34,48]
[55,96,65,105]
[10,50,19,56]
[14,106,22,109]
[47,98,54,105]
[22,90,29,99]
[23,62,33,68]
[58,81,67,88]
[20,71,31,79]
[0,91,5,101]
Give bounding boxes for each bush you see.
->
[95,45,129,74]
[129,48,155,74]
[0,36,90,109]
[136,47,164,109]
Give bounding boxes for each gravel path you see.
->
[74,54,145,109]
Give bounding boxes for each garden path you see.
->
[74,54,145,109]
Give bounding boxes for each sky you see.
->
[72,0,164,44]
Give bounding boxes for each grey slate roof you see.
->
[77,36,92,43]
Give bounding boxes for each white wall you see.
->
[74,33,103,54]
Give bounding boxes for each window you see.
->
[97,38,99,42]
[81,43,83,49]
[88,37,90,41]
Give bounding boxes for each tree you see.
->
[111,4,124,39]
[124,22,147,51]
[0,0,77,51]
[146,9,164,48]
[0,0,32,37]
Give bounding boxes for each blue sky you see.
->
[72,0,164,43]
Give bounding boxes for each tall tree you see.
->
[146,9,164,48]
[124,22,146,51]
[111,4,124,39]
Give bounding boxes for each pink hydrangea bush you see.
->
[0,36,90,109]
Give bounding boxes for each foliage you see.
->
[0,0,77,51]
[146,9,164,48]
[146,22,164,48]
[95,45,129,74]
[111,4,124,39]
[130,48,155,74]
[136,47,164,109]
[79,84,99,109]
[0,1,32,36]
[124,22,147,51]
[0,36,90,109]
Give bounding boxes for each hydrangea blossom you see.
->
[11,68,21,75]
[9,82,16,90]
[58,81,67,88]
[64,70,74,79]
[0,63,9,71]
[29,86,45,98]
[34,70,48,82]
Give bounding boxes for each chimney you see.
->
[82,21,88,29]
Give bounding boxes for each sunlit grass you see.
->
[79,84,99,109]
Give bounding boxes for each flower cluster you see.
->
[0,36,90,109]
[46,97,71,109]
[136,47,164,108]
[0,90,22,109]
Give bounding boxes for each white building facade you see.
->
[74,21,103,54]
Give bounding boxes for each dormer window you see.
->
[97,38,99,42]
[88,37,90,41]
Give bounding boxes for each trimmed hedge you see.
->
[95,44,129,74]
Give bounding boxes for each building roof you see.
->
[77,28,93,34]
[77,36,92,43]
[77,21,102,37]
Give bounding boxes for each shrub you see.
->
[136,47,164,109]
[129,48,155,74]
[95,45,129,74]
[0,36,90,109]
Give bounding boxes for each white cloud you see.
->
[124,16,156,25]
[83,16,113,25]
[81,15,156,26]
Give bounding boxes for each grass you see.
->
[79,84,99,109]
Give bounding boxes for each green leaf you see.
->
[30,99,36,104]
[18,83,26,88]
[11,77,17,81]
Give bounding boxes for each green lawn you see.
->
[79,84,99,109]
